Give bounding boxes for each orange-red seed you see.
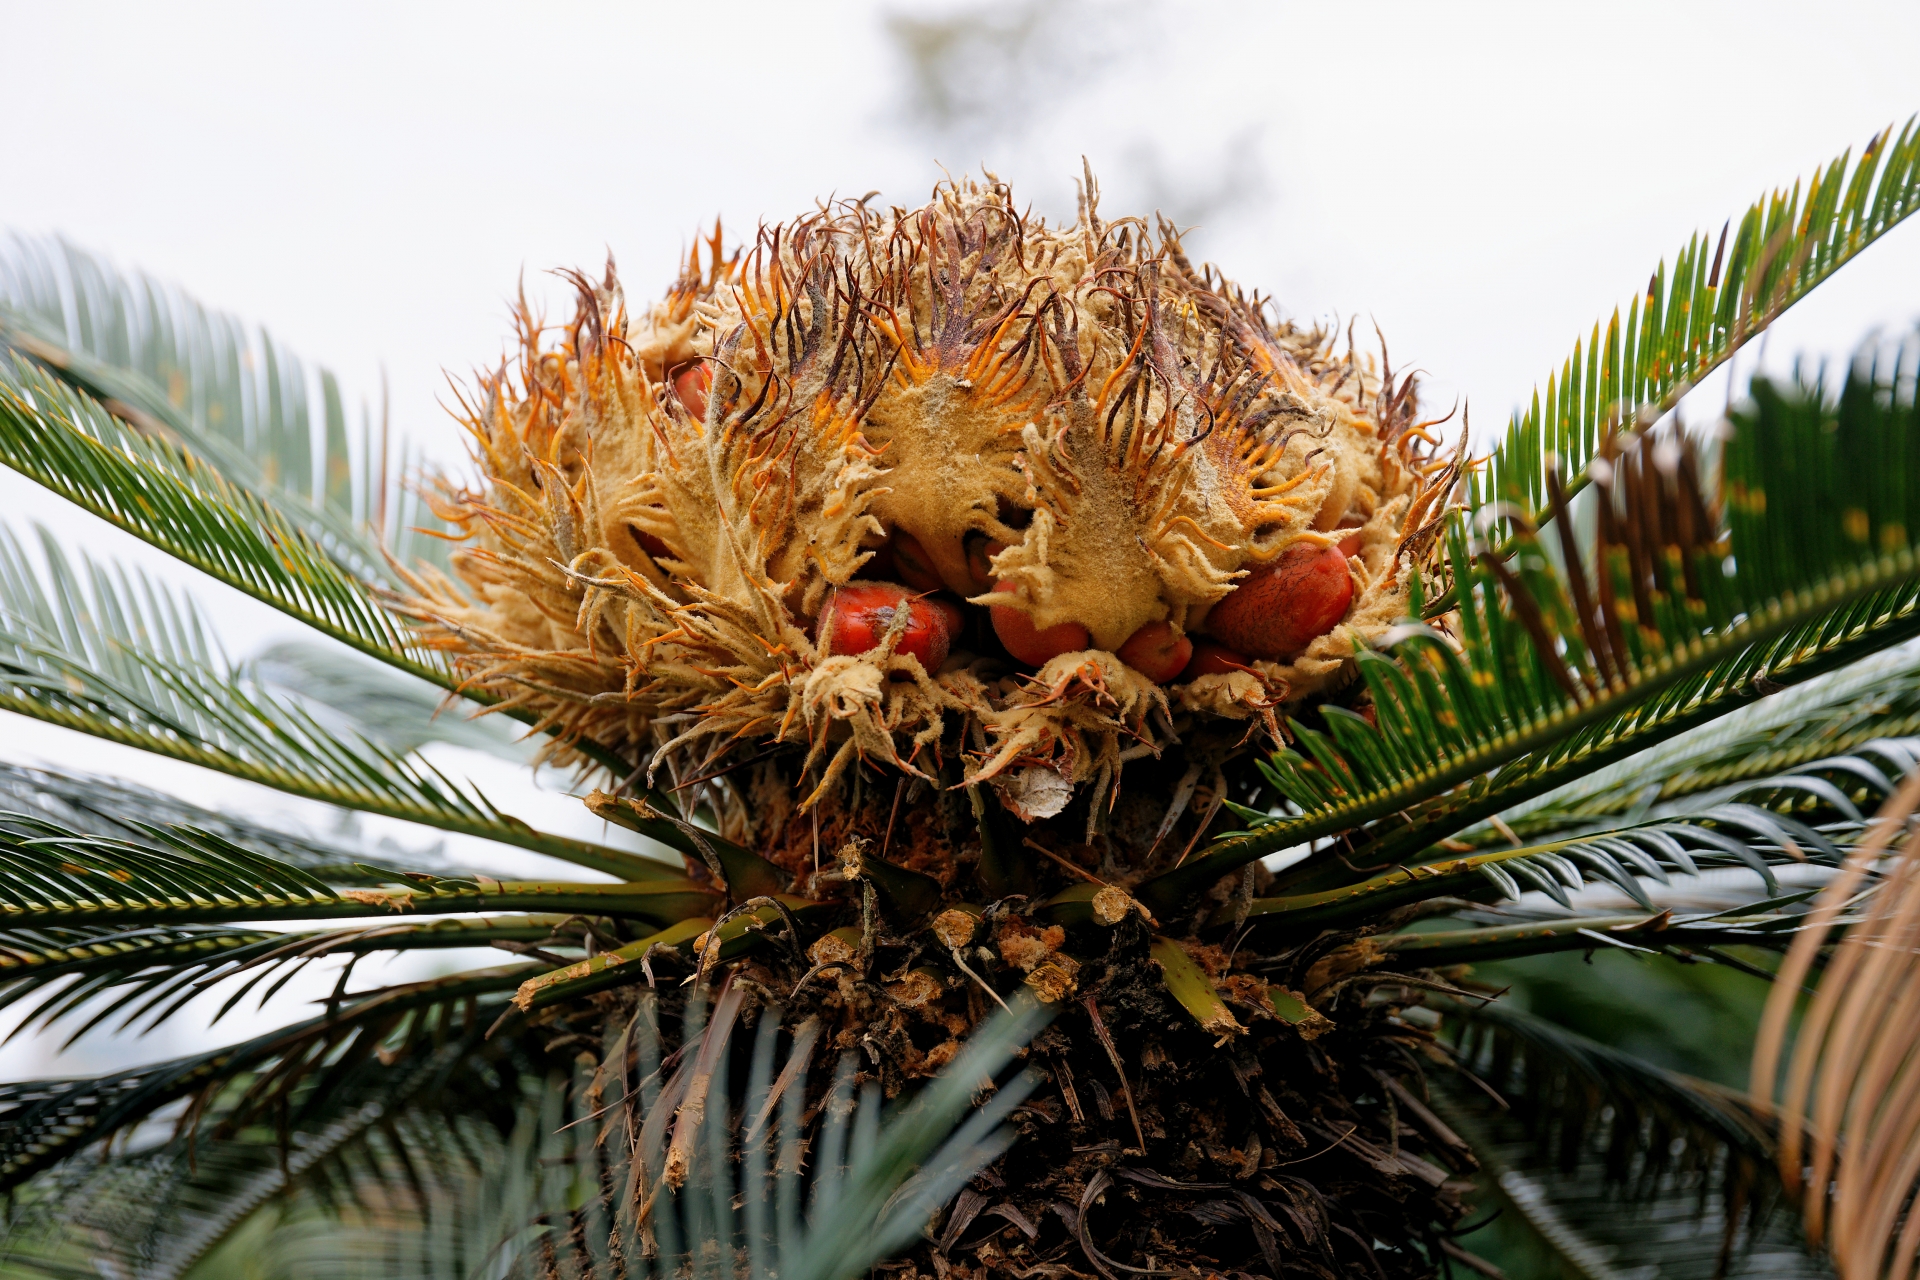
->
[1116,620,1193,684]
[989,582,1089,667]
[1204,543,1353,660]
[820,584,951,670]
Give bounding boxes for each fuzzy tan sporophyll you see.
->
[397,176,1457,821]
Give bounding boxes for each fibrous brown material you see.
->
[397,174,1454,816]
[526,906,1475,1280]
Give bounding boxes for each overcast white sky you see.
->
[2,0,1917,1071]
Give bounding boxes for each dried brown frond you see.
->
[1755,769,1920,1278]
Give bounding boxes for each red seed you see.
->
[889,529,946,593]
[927,596,967,644]
[1204,543,1354,660]
[964,536,1005,594]
[1181,640,1254,680]
[672,362,711,421]
[989,582,1090,666]
[1116,620,1193,684]
[819,585,951,670]
[1336,531,1364,558]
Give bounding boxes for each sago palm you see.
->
[0,119,1918,1279]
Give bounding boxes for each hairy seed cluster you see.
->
[397,175,1455,820]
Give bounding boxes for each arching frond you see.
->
[1483,643,1920,843]
[0,523,671,879]
[0,354,437,678]
[0,916,577,1049]
[0,1057,455,1280]
[0,241,734,854]
[0,993,551,1278]
[1238,799,1837,933]
[1234,730,1909,943]
[1442,1004,1825,1280]
[1378,895,1822,969]
[0,757,454,878]
[0,811,712,934]
[1476,118,1920,532]
[0,986,1048,1280]
[0,963,536,1192]
[0,234,445,573]
[0,354,713,846]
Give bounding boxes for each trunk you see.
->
[537,747,1475,1280]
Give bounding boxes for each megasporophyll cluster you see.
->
[399,175,1454,834]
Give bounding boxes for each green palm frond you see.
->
[0,757,455,878]
[0,985,1048,1280]
[1440,1003,1825,1279]
[0,811,712,934]
[1237,797,1836,933]
[1475,118,1920,530]
[0,922,283,1048]
[1501,734,1913,857]
[0,1121,352,1279]
[0,965,529,1193]
[254,638,533,761]
[1238,730,1904,945]
[0,800,717,1189]
[1144,334,1920,914]
[1477,643,1920,842]
[0,235,445,573]
[75,1102,396,1280]
[0,916,574,1049]
[0,523,671,878]
[0,1023,527,1279]
[0,353,435,678]
[1454,723,1912,897]
[1378,896,1819,969]
[0,351,698,829]
[0,239,712,831]
[0,1114,392,1280]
